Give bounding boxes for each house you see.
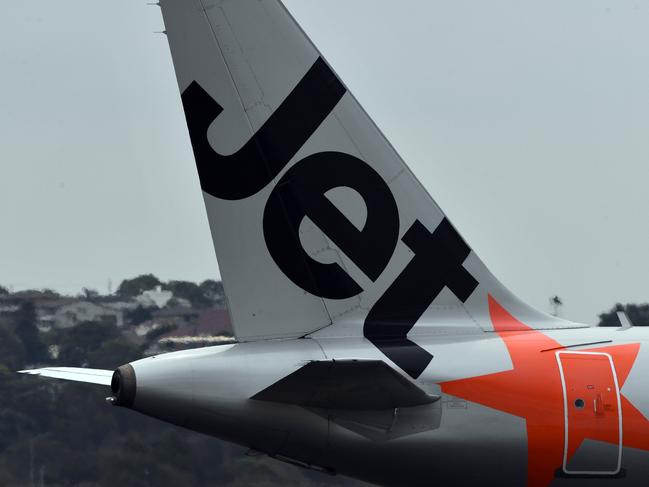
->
[0,292,77,330]
[36,298,76,328]
[0,304,20,315]
[151,306,199,326]
[54,301,124,329]
[135,285,173,308]
[145,308,234,354]
[157,308,232,342]
[98,297,139,312]
[196,308,233,336]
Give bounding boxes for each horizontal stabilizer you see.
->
[18,367,113,386]
[252,360,438,410]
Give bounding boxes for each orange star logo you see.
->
[441,296,649,487]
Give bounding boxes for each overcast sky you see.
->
[1,1,648,324]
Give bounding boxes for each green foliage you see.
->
[87,338,140,370]
[598,303,649,327]
[116,274,161,298]
[82,287,100,300]
[125,305,152,326]
[200,279,226,306]
[0,285,8,295]
[13,302,47,365]
[0,324,26,370]
[13,289,60,299]
[56,321,121,367]
[163,280,210,308]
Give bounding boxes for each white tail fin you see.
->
[158,0,580,375]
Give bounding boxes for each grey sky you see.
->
[1,0,648,324]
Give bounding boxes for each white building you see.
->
[135,285,173,309]
[54,302,124,329]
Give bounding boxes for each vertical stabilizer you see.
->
[158,1,580,373]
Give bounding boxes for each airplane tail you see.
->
[158,0,581,363]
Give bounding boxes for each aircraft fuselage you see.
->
[124,316,649,487]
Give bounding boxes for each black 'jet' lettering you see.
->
[263,152,399,299]
[180,57,345,200]
[364,218,479,378]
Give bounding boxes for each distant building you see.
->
[157,307,232,340]
[151,306,199,326]
[100,298,139,312]
[133,320,159,337]
[0,304,20,315]
[135,285,173,309]
[197,308,233,336]
[0,293,77,330]
[37,298,77,327]
[172,297,192,308]
[146,308,234,355]
[54,301,124,329]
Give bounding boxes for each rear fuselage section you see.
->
[127,325,649,487]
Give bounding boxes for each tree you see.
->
[116,274,161,298]
[125,305,152,326]
[87,338,140,369]
[0,285,8,295]
[12,288,59,299]
[200,279,226,306]
[40,288,60,298]
[13,302,47,365]
[81,287,100,300]
[56,321,120,367]
[0,323,26,370]
[164,280,210,308]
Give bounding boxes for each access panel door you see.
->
[556,351,622,475]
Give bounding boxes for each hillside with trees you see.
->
[0,276,361,487]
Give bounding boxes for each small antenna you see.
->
[549,295,563,317]
[617,310,633,331]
